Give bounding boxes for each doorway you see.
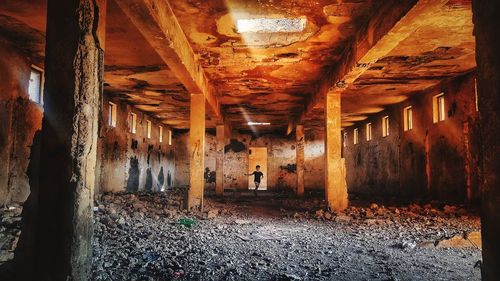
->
[248,147,268,190]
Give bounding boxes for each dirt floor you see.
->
[90,191,482,281]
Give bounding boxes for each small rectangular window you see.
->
[343,131,347,147]
[353,128,359,145]
[168,129,172,145]
[366,123,372,141]
[108,102,117,127]
[28,66,43,104]
[159,126,163,143]
[130,112,137,134]
[382,116,389,137]
[403,106,413,131]
[433,93,445,123]
[146,120,152,139]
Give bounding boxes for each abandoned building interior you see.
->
[0,0,499,280]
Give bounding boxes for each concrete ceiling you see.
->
[0,0,476,133]
[168,0,418,132]
[103,0,193,129]
[303,0,475,130]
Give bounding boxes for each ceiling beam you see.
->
[289,0,423,133]
[114,0,221,119]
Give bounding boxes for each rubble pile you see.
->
[91,193,481,281]
[0,204,22,264]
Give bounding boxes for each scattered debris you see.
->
[436,232,481,249]
[234,219,251,225]
[206,209,219,219]
[0,205,22,263]
[89,193,481,280]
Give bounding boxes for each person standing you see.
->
[246,165,264,196]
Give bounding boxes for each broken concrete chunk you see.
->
[207,209,219,219]
[466,231,482,249]
[436,234,476,248]
[234,219,251,225]
[335,215,351,222]
[324,212,333,220]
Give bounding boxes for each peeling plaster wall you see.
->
[96,95,175,194]
[304,130,325,190]
[173,130,189,188]
[0,36,177,205]
[344,107,401,197]
[0,17,179,204]
[0,41,43,205]
[344,73,480,203]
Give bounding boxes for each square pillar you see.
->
[472,1,500,280]
[324,90,348,211]
[215,124,225,196]
[296,124,305,197]
[20,0,106,279]
[187,94,205,210]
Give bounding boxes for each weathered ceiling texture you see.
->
[303,0,476,129]
[169,0,418,132]
[104,0,193,128]
[0,0,476,132]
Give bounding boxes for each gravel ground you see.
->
[91,192,482,281]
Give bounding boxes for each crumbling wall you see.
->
[344,72,479,203]
[344,107,401,197]
[176,132,314,191]
[427,73,480,203]
[304,130,325,190]
[96,95,175,193]
[173,130,189,188]
[0,41,43,205]
[0,37,179,205]
[173,130,219,189]
[204,131,217,190]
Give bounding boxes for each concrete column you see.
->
[472,1,500,280]
[187,94,205,210]
[31,0,106,280]
[215,124,225,196]
[296,124,305,197]
[324,90,348,212]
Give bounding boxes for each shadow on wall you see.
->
[145,168,153,191]
[126,158,170,192]
[126,156,139,192]
[158,167,164,191]
[429,135,466,202]
[224,139,246,153]
[400,141,427,198]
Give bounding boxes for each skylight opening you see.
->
[236,18,306,33]
[248,122,271,126]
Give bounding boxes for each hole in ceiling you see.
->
[236,18,307,33]
[248,122,271,126]
[434,46,452,53]
[276,52,299,58]
[379,56,410,63]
